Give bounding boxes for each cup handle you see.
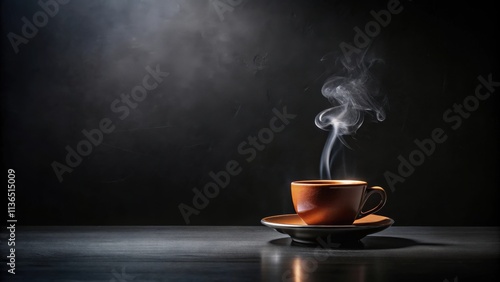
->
[357,186,387,219]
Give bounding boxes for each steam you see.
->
[315,53,387,179]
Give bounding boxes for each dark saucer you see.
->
[261,214,394,244]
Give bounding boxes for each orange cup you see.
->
[291,180,387,225]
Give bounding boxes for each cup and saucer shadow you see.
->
[269,235,432,250]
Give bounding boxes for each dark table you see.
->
[1,226,498,281]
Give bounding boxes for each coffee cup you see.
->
[291,180,387,225]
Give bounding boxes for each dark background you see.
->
[1,0,498,225]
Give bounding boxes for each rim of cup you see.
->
[291,180,366,186]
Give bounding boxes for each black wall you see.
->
[1,0,499,225]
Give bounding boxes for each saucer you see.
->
[261,214,394,245]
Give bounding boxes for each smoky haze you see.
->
[315,52,387,179]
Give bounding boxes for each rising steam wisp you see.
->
[315,56,387,179]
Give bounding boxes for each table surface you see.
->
[1,226,499,281]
